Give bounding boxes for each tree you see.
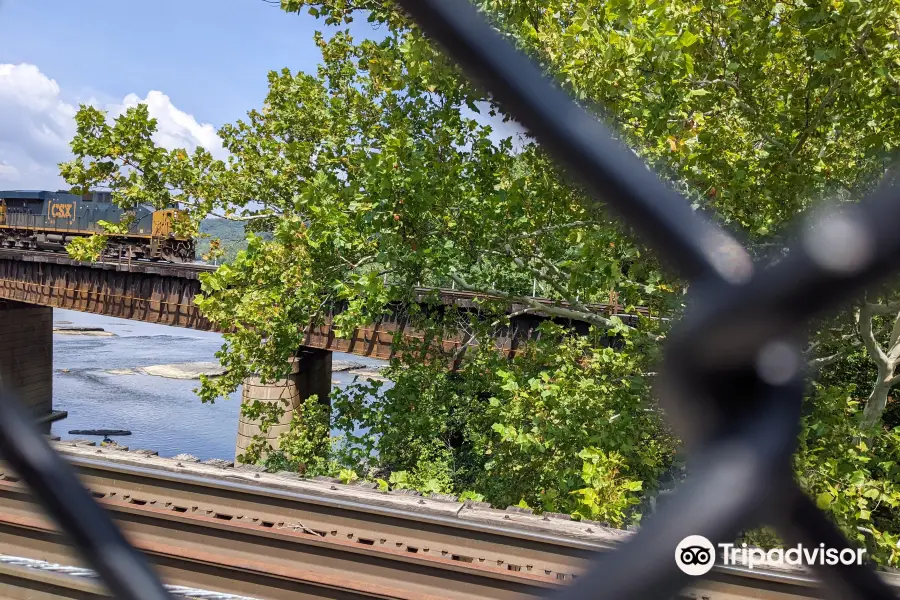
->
[838,171,900,430]
[59,0,900,560]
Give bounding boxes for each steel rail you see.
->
[4,446,900,599]
[0,478,558,600]
[0,558,252,600]
[15,449,617,580]
[0,560,111,600]
[0,248,217,274]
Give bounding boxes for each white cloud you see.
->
[0,163,21,179]
[0,64,75,189]
[111,91,227,161]
[0,63,225,190]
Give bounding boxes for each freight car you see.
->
[0,190,195,263]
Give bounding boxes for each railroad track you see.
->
[0,248,217,275]
[0,440,895,599]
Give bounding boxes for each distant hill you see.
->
[197,218,249,264]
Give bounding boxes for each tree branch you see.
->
[208,210,281,221]
[887,309,900,361]
[106,157,284,223]
[808,351,844,371]
[803,339,822,357]
[338,254,377,271]
[790,79,840,157]
[449,273,614,329]
[509,220,595,241]
[886,372,900,388]
[863,300,900,316]
[448,273,661,342]
[497,244,610,324]
[858,304,890,367]
[507,307,536,319]
[450,331,479,364]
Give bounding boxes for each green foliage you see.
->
[571,448,644,527]
[60,18,674,408]
[329,322,673,523]
[793,385,900,566]
[388,471,411,490]
[475,325,671,515]
[458,490,486,503]
[277,395,333,472]
[65,234,109,262]
[338,468,359,484]
[195,218,275,264]
[239,395,333,475]
[818,336,878,399]
[236,390,289,466]
[194,228,331,402]
[284,0,900,237]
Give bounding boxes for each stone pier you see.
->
[235,349,332,463]
[0,301,54,423]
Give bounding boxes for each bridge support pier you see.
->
[235,349,332,464]
[0,301,54,427]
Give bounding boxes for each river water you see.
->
[50,309,386,461]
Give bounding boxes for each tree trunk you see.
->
[862,370,891,430]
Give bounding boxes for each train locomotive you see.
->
[0,190,195,263]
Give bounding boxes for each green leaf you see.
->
[678,31,699,47]
[813,48,833,62]
[816,492,834,510]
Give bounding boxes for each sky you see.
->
[0,0,385,189]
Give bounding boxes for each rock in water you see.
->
[348,368,389,382]
[68,429,132,436]
[105,368,136,376]
[332,360,366,372]
[137,362,226,379]
[54,327,115,337]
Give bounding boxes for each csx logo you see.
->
[49,203,74,219]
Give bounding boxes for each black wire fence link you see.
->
[0,1,896,599]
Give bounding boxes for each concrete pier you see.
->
[235,349,332,463]
[0,300,54,420]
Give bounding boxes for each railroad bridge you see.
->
[0,248,630,459]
